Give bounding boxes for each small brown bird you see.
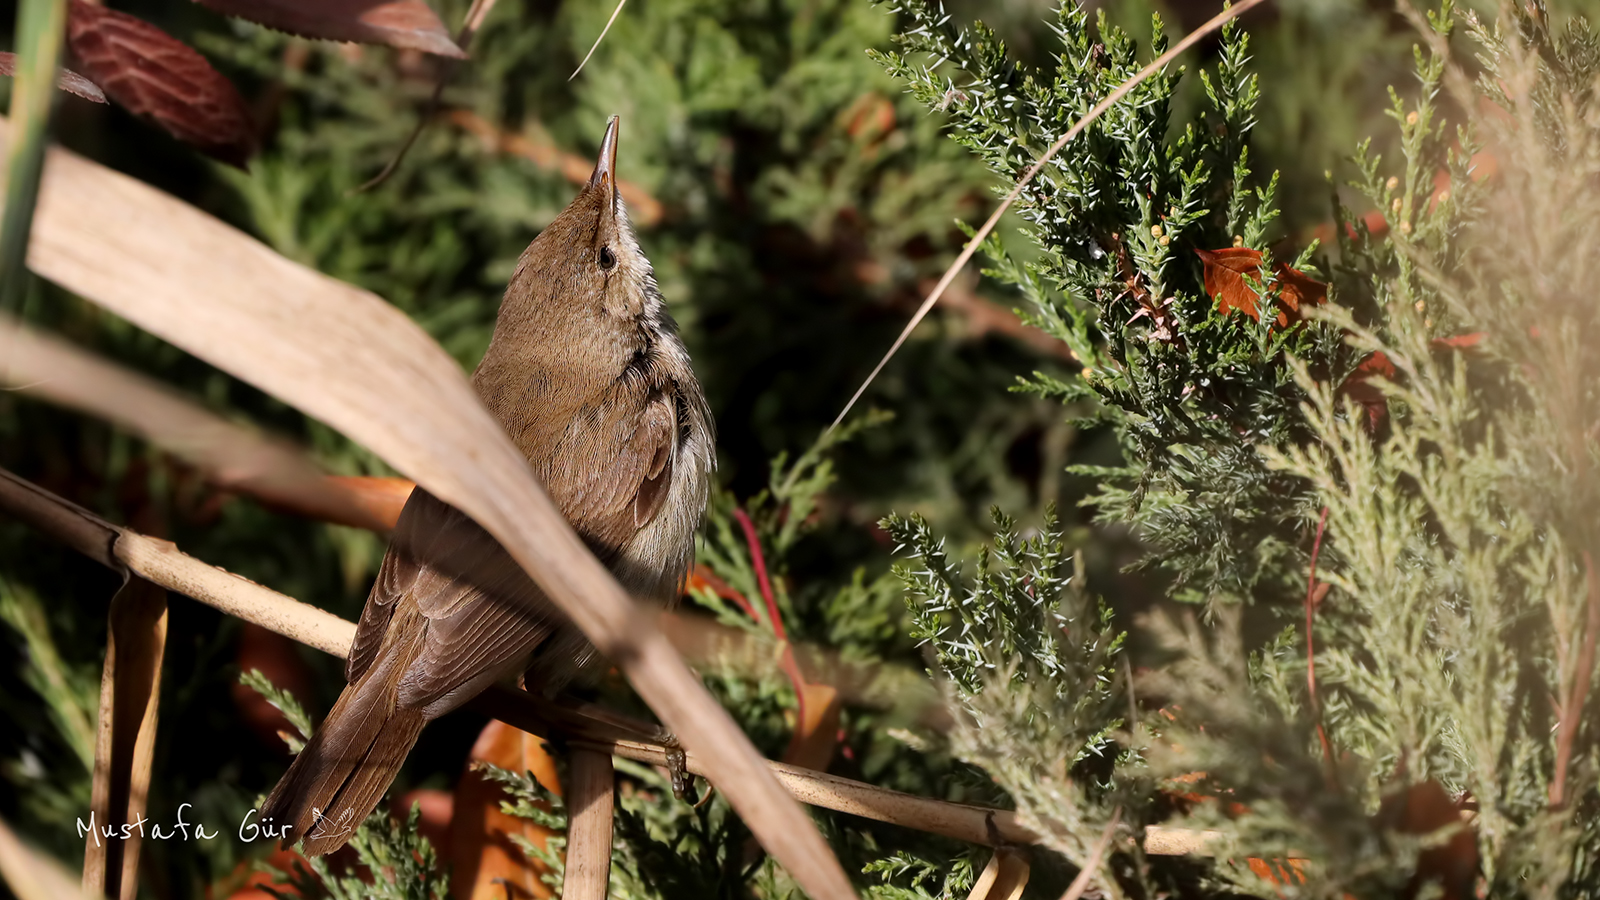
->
[259,117,715,856]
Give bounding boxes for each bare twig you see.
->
[0,469,1224,859]
[1059,807,1121,900]
[830,0,1268,431]
[352,0,501,193]
[1550,550,1600,808]
[1304,506,1338,786]
[570,0,627,81]
[563,748,615,900]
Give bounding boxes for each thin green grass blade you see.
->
[0,0,68,311]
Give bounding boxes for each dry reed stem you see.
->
[448,110,664,225]
[1,122,855,900]
[831,0,1269,431]
[83,577,166,900]
[0,315,394,532]
[570,0,627,81]
[965,848,1030,900]
[563,749,616,900]
[0,466,1215,858]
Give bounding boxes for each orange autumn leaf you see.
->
[1341,351,1396,431]
[1197,247,1267,319]
[782,682,841,771]
[1376,780,1478,900]
[1196,247,1327,328]
[1431,332,1485,351]
[451,721,563,900]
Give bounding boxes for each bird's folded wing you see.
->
[548,385,678,554]
[350,487,561,715]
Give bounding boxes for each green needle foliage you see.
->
[876,0,1362,609]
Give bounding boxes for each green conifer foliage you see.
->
[877,1,1361,608]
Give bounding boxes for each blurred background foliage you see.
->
[0,0,1509,896]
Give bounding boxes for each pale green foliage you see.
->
[886,509,1134,872]
[1139,2,1600,895]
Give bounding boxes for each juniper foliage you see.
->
[876,0,1363,609]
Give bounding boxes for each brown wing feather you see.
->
[342,489,560,721]
[548,385,678,554]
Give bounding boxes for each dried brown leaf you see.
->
[0,52,106,103]
[452,721,560,900]
[196,0,465,58]
[84,576,167,900]
[0,817,91,900]
[1196,247,1328,328]
[66,1,255,166]
[0,315,396,533]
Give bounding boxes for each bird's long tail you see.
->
[257,652,426,857]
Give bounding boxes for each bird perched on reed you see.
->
[259,117,715,855]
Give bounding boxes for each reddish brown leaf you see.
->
[1341,351,1396,431]
[196,0,465,59]
[322,475,414,531]
[66,1,256,166]
[1431,332,1486,351]
[1376,780,1478,900]
[781,682,841,771]
[0,51,107,103]
[1196,247,1328,328]
[451,721,561,900]
[231,623,316,755]
[1274,262,1328,316]
[1196,247,1267,320]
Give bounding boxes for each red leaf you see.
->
[1273,262,1328,317]
[0,51,107,103]
[1341,351,1396,431]
[66,1,256,166]
[1196,247,1267,320]
[1376,780,1478,900]
[196,0,466,59]
[1431,332,1485,351]
[1196,247,1328,328]
[451,721,561,899]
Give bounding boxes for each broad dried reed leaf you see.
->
[0,315,395,532]
[453,720,560,900]
[84,576,167,900]
[562,749,615,900]
[0,52,106,103]
[0,816,93,900]
[66,1,255,166]
[196,0,466,59]
[3,122,855,900]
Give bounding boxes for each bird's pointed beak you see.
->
[588,116,620,210]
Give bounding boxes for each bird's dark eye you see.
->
[599,247,617,270]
